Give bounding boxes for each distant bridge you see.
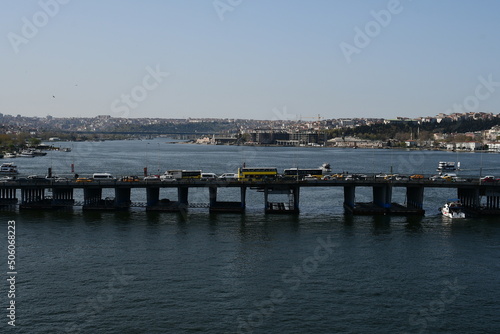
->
[58,130,227,136]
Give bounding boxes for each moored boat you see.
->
[18,150,35,158]
[440,199,465,219]
[31,149,47,156]
[0,162,18,175]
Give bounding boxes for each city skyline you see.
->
[2,0,500,120]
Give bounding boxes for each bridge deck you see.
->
[0,178,495,189]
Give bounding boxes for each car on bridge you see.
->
[219,173,238,180]
[429,175,443,181]
[120,176,140,182]
[27,175,46,180]
[45,175,69,182]
[0,176,15,182]
[144,175,161,181]
[76,177,92,183]
[160,174,175,182]
[480,175,495,183]
[201,173,218,180]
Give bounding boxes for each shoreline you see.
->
[35,138,500,154]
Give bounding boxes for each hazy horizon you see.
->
[2,0,500,120]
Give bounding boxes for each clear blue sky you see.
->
[2,0,500,120]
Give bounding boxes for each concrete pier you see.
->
[20,188,51,209]
[344,184,425,215]
[178,186,189,205]
[264,185,300,214]
[0,177,498,216]
[406,186,424,209]
[373,184,392,209]
[343,185,355,209]
[115,188,131,208]
[52,188,75,208]
[460,187,500,216]
[144,187,181,212]
[485,189,500,210]
[82,188,115,210]
[208,186,246,213]
[458,188,480,209]
[146,187,160,206]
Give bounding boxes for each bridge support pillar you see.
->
[52,188,74,207]
[146,187,181,212]
[0,188,17,206]
[146,187,160,206]
[343,185,356,209]
[115,188,131,208]
[292,186,300,212]
[20,187,49,209]
[83,188,102,206]
[209,186,217,207]
[486,195,500,209]
[241,186,247,209]
[485,189,500,210]
[177,186,189,208]
[373,185,392,209]
[406,186,424,209]
[458,188,480,209]
[265,186,299,214]
[209,186,246,213]
[264,187,269,210]
[21,188,45,204]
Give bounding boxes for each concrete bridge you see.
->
[1,178,499,216]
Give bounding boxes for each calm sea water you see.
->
[1,139,499,333]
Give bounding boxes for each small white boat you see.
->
[4,153,16,159]
[441,200,466,219]
[0,162,18,175]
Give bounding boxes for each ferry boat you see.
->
[283,163,331,179]
[31,149,47,156]
[17,150,35,158]
[0,163,18,175]
[437,161,460,174]
[440,199,466,219]
[320,163,332,173]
